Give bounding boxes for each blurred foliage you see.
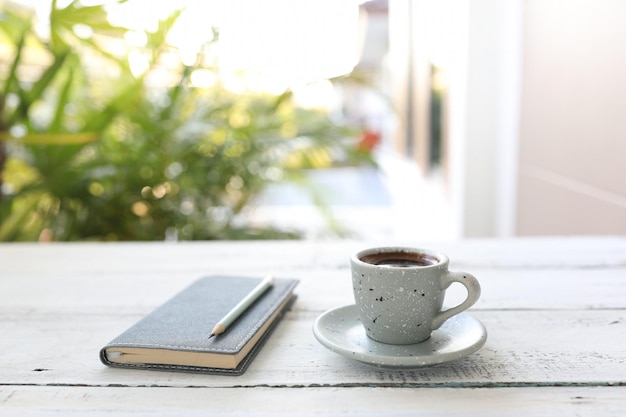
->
[0,0,373,241]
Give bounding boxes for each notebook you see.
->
[100,275,299,375]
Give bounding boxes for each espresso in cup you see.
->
[359,250,438,268]
[351,247,481,345]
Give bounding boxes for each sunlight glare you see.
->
[17,0,363,94]
[190,69,218,88]
[215,0,361,90]
[292,80,338,110]
[108,0,362,92]
[128,50,150,78]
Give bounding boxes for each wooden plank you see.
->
[1,386,625,416]
[2,310,625,387]
[1,238,625,312]
[1,237,625,276]
[441,267,626,310]
[1,263,625,312]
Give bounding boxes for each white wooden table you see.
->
[1,237,625,416]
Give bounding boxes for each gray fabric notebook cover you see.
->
[100,275,299,375]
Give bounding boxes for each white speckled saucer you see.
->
[313,305,487,368]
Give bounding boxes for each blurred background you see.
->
[1,0,625,241]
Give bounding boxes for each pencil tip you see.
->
[208,333,215,339]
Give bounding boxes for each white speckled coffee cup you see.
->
[351,247,481,345]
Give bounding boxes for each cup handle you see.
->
[430,271,481,330]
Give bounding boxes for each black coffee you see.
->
[360,251,439,268]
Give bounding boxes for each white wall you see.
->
[516,0,626,235]
[458,0,523,237]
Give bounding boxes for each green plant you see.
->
[0,0,372,241]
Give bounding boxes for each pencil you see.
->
[208,275,275,338]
